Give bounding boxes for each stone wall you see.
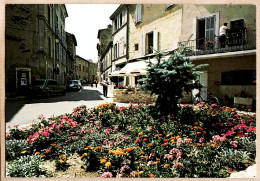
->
[113,89,156,103]
[113,89,192,104]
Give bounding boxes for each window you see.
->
[114,43,119,59]
[142,30,158,55]
[119,38,125,56]
[48,6,51,25]
[221,70,256,85]
[48,37,51,56]
[196,13,219,50]
[135,4,142,25]
[135,44,139,51]
[113,10,126,32]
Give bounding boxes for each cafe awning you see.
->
[119,59,158,76]
[109,70,122,76]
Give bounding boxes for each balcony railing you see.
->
[178,29,256,56]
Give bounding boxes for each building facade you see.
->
[105,4,256,104]
[179,4,256,102]
[97,25,113,82]
[88,60,98,82]
[66,32,77,82]
[75,55,88,81]
[5,4,68,97]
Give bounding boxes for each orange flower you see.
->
[163,139,169,142]
[36,152,40,155]
[46,149,51,153]
[138,132,143,136]
[42,155,46,157]
[51,143,57,146]
[147,143,152,148]
[99,112,103,116]
[150,173,156,177]
[141,151,145,155]
[194,122,199,125]
[176,136,181,139]
[163,143,168,146]
[148,126,153,130]
[197,132,202,135]
[143,138,148,142]
[58,146,62,149]
[164,164,170,168]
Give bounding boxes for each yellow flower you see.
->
[21,151,27,154]
[138,132,143,136]
[105,162,111,168]
[188,154,191,157]
[138,171,144,175]
[60,160,64,164]
[176,136,181,139]
[148,126,153,130]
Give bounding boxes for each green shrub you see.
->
[6,139,30,160]
[7,155,52,177]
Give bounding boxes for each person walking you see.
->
[219,22,229,48]
[95,80,98,88]
[101,78,109,98]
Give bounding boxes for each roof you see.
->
[109,4,126,20]
[66,32,77,46]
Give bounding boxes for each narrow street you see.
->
[5,85,117,130]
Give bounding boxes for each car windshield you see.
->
[32,80,45,86]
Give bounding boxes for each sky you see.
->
[65,4,120,63]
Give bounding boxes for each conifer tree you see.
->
[140,44,208,116]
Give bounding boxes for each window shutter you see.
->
[142,34,146,55]
[138,4,142,23]
[153,30,158,52]
[117,43,119,58]
[135,5,138,23]
[205,16,215,41]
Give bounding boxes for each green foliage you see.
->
[140,44,208,116]
[6,139,30,160]
[7,155,52,177]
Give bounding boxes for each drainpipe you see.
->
[126,5,129,61]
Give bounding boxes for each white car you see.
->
[66,80,82,91]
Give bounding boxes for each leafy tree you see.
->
[139,44,208,116]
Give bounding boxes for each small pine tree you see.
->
[140,44,208,116]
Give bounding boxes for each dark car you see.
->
[29,79,66,97]
[66,80,82,91]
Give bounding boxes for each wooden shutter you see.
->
[205,16,215,41]
[138,4,142,23]
[153,30,158,52]
[142,34,146,55]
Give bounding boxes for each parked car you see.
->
[66,80,82,91]
[29,79,66,97]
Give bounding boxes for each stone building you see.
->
[66,32,77,82]
[97,24,113,82]
[88,60,98,82]
[5,4,68,97]
[75,55,88,82]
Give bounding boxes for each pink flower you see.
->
[13,125,19,128]
[100,172,113,178]
[199,137,205,143]
[230,141,238,148]
[130,171,138,178]
[172,162,184,169]
[104,128,112,135]
[42,130,50,137]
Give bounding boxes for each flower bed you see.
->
[6,103,256,178]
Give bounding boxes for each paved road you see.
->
[5,85,122,130]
